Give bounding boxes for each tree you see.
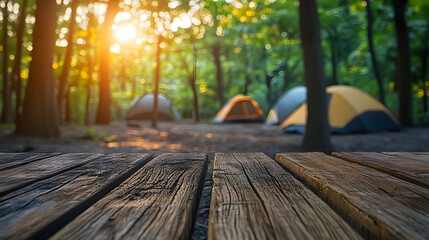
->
[57,0,79,123]
[16,0,60,138]
[95,0,120,124]
[299,0,332,152]
[152,35,161,128]
[11,0,29,124]
[181,46,200,122]
[392,0,412,126]
[366,0,385,104]
[212,43,225,107]
[1,0,11,124]
[419,21,428,113]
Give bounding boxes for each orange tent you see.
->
[213,95,265,123]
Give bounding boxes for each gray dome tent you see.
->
[126,93,182,121]
[265,86,307,125]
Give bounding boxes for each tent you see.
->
[126,93,182,121]
[279,85,401,133]
[265,86,307,125]
[213,95,265,123]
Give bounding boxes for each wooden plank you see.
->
[276,152,429,240]
[209,153,361,240]
[0,153,105,197]
[382,152,429,163]
[50,153,208,240]
[0,152,61,171]
[0,153,151,240]
[332,152,429,188]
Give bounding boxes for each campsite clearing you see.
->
[0,121,428,155]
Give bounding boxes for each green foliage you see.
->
[1,0,428,126]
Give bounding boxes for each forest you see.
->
[0,0,428,150]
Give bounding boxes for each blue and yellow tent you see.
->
[214,95,265,123]
[265,86,307,125]
[279,86,401,133]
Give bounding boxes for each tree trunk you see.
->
[192,47,199,122]
[243,45,251,95]
[95,0,120,125]
[65,85,72,124]
[84,58,92,126]
[366,0,385,104]
[262,47,274,107]
[11,0,28,124]
[152,35,161,128]
[392,0,412,126]
[212,43,225,107]
[180,47,199,122]
[420,20,428,113]
[299,0,332,152]
[65,70,80,124]
[57,0,78,123]
[1,0,11,124]
[16,0,60,138]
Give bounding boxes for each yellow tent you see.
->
[214,95,265,123]
[279,85,400,133]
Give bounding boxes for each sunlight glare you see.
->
[115,24,137,42]
[114,12,132,23]
[110,44,121,54]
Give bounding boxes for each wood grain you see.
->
[209,153,361,240]
[50,153,208,240]
[0,152,61,171]
[0,153,151,240]
[332,152,429,188]
[382,152,429,163]
[0,153,103,196]
[276,152,429,240]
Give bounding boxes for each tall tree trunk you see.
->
[243,45,251,95]
[65,85,72,124]
[11,0,28,124]
[95,0,119,124]
[262,47,274,107]
[180,47,199,122]
[57,0,78,123]
[192,47,199,122]
[366,0,385,104]
[299,0,332,152]
[212,43,225,107]
[65,70,80,124]
[84,51,92,126]
[392,0,412,126]
[152,35,161,128]
[420,21,428,113]
[16,0,60,138]
[1,0,11,124]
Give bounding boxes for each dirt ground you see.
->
[1,120,429,156]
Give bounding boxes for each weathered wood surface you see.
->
[276,152,429,240]
[0,153,104,196]
[332,152,429,188]
[209,153,361,240]
[382,152,429,163]
[0,153,151,240]
[51,153,208,240]
[0,152,61,171]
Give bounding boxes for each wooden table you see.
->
[0,152,427,239]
